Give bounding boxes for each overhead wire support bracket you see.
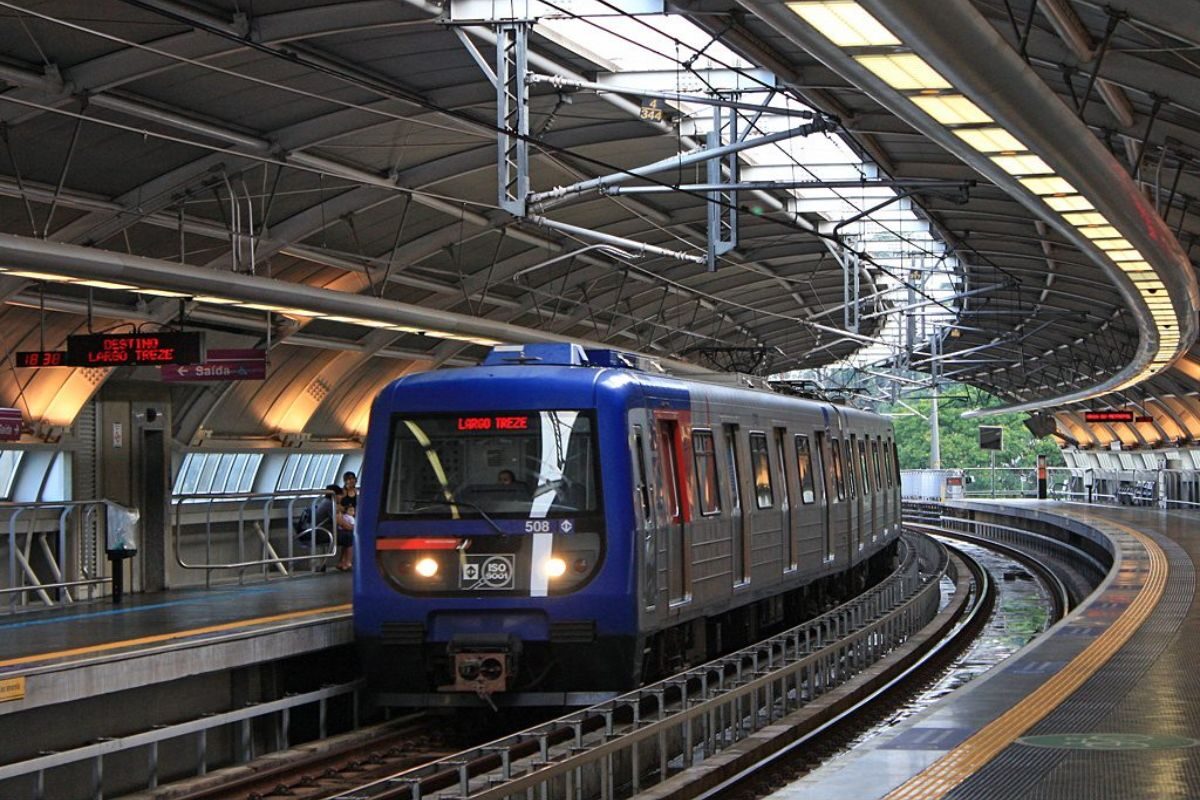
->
[525,73,817,119]
[527,215,706,264]
[706,102,737,271]
[530,117,834,204]
[495,22,531,217]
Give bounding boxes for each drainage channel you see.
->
[319,532,953,800]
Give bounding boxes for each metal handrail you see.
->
[172,490,339,584]
[2,499,130,611]
[0,680,362,798]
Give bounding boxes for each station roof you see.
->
[0,0,1197,448]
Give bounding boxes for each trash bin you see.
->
[105,504,140,603]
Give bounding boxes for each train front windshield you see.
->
[384,411,600,519]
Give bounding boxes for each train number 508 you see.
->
[524,520,552,533]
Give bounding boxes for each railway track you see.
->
[294,532,952,800]
[149,529,1017,800]
[694,526,1070,800]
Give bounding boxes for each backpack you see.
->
[294,505,314,535]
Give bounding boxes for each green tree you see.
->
[886,384,1064,471]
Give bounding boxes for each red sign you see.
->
[161,349,267,383]
[15,351,66,368]
[0,408,21,441]
[66,332,205,367]
[456,415,530,432]
[1084,411,1135,423]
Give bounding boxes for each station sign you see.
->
[161,349,267,382]
[0,408,20,441]
[66,332,205,367]
[15,351,66,368]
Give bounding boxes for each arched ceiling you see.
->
[0,0,1196,448]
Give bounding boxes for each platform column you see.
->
[1037,454,1048,499]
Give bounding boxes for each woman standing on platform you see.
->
[335,471,358,571]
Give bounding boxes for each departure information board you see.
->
[1084,411,1135,423]
[65,332,205,367]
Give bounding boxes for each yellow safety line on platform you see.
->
[883,521,1167,800]
[0,603,352,670]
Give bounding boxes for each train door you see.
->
[795,433,821,573]
[724,424,749,585]
[857,435,871,553]
[827,431,849,564]
[842,427,859,562]
[774,427,794,572]
[656,417,690,605]
[872,436,886,541]
[815,430,835,562]
[631,424,657,612]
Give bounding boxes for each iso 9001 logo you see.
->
[461,554,515,590]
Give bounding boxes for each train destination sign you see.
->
[15,351,66,368]
[66,332,205,367]
[457,415,530,432]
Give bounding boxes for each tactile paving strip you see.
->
[945,510,1197,800]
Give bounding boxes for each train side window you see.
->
[795,434,816,504]
[891,439,901,485]
[845,437,857,500]
[632,426,651,520]
[858,438,871,495]
[749,433,774,508]
[692,430,721,515]
[814,430,830,504]
[830,437,846,501]
[658,422,681,523]
[873,438,883,491]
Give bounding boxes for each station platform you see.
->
[0,573,352,718]
[770,500,1197,800]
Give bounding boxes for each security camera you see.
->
[145,408,159,423]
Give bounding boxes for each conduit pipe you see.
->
[0,231,714,375]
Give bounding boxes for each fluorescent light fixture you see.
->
[1044,195,1094,212]
[323,316,393,328]
[990,154,1053,176]
[853,54,951,90]
[1093,238,1134,251]
[1077,225,1121,240]
[787,1,900,46]
[8,270,73,281]
[911,94,992,125]
[193,295,242,305]
[952,127,1028,153]
[1064,212,1108,225]
[1020,176,1077,195]
[138,288,191,298]
[238,303,290,313]
[74,279,137,290]
[1107,250,1144,262]
[1117,261,1153,272]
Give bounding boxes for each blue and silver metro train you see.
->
[354,344,903,706]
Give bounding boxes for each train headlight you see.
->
[414,557,439,578]
[544,556,567,578]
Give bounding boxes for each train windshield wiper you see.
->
[397,498,504,534]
